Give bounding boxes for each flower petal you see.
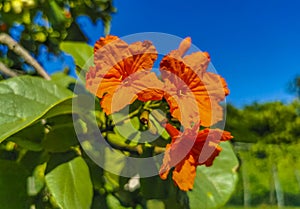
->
[164,93,200,128]
[172,155,196,191]
[178,37,191,57]
[86,66,121,99]
[159,124,233,191]
[159,124,199,181]
[160,51,198,85]
[183,51,210,75]
[193,129,230,166]
[125,41,158,74]
[94,35,121,53]
[102,71,164,114]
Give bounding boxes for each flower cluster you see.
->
[86,35,232,191]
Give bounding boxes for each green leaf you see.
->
[45,0,68,29]
[84,156,105,192]
[140,175,170,199]
[42,123,79,153]
[100,147,127,191]
[19,151,49,173]
[27,163,47,196]
[51,72,76,89]
[45,150,78,174]
[0,76,73,143]
[188,141,239,209]
[0,160,30,209]
[113,116,141,141]
[106,194,131,209]
[107,132,139,149]
[43,98,74,119]
[60,42,93,69]
[8,121,45,151]
[45,157,93,209]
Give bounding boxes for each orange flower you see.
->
[159,123,233,191]
[160,37,229,127]
[86,35,164,114]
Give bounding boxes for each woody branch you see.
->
[0,33,51,80]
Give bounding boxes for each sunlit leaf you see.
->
[0,76,73,142]
[45,157,93,209]
[60,41,93,69]
[51,72,76,89]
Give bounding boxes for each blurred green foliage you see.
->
[226,100,300,207]
[0,0,115,70]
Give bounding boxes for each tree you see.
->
[226,100,300,207]
[288,75,300,99]
[0,0,115,77]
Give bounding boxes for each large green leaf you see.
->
[51,72,77,89]
[43,98,74,119]
[188,141,239,209]
[0,160,30,209]
[60,42,93,69]
[0,76,73,142]
[45,157,93,209]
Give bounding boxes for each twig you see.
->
[0,61,18,77]
[112,107,142,125]
[0,33,51,80]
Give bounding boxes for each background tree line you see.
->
[225,84,300,208]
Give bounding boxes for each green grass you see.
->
[223,206,300,209]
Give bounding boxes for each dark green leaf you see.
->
[8,121,44,151]
[140,175,170,199]
[84,156,105,192]
[42,123,79,153]
[0,160,30,209]
[106,194,131,209]
[19,151,49,173]
[45,150,78,174]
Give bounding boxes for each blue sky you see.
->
[107,0,300,107]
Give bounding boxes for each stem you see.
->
[112,107,141,125]
[0,61,18,77]
[143,100,152,109]
[151,109,167,124]
[0,33,51,80]
[154,146,165,154]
